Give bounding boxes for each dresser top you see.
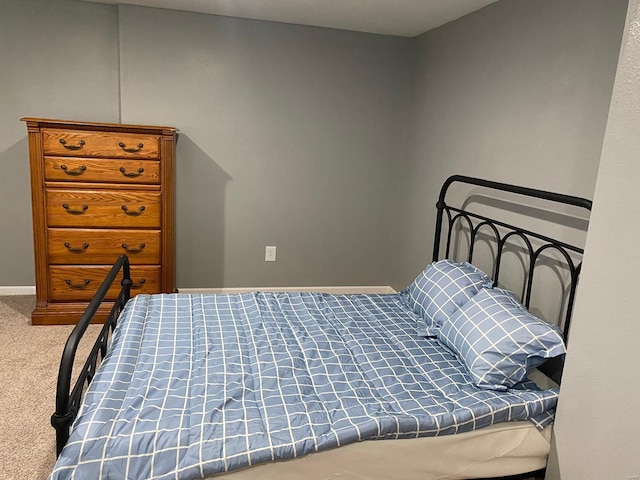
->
[21,117,178,134]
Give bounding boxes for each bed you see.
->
[49,175,592,480]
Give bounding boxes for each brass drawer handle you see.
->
[119,142,144,153]
[121,205,145,216]
[131,278,146,289]
[63,204,88,215]
[59,139,85,150]
[121,243,146,254]
[64,242,89,253]
[119,166,144,178]
[65,279,91,289]
[60,164,87,176]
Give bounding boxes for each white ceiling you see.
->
[81,0,500,37]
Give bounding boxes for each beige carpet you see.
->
[0,296,100,480]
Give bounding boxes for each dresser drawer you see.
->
[49,265,161,301]
[42,129,160,159]
[47,190,161,228]
[48,228,161,265]
[44,157,160,184]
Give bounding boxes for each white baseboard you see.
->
[178,286,397,295]
[0,286,36,295]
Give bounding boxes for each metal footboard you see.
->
[50,255,132,455]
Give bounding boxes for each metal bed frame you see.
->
[50,255,132,455]
[49,175,592,478]
[433,176,591,389]
[433,175,592,341]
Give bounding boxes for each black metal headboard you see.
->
[432,175,592,342]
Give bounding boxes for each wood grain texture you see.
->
[47,228,161,264]
[42,129,160,159]
[48,265,160,301]
[46,189,161,228]
[22,118,176,324]
[44,156,160,184]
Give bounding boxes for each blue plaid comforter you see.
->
[50,292,558,479]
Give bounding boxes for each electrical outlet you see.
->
[265,246,277,262]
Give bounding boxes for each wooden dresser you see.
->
[22,118,177,325]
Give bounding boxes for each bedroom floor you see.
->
[0,295,101,480]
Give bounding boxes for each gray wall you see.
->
[0,0,120,286]
[547,2,640,478]
[0,0,411,289]
[117,5,412,288]
[0,0,628,294]
[391,0,627,290]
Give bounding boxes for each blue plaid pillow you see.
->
[406,260,493,336]
[438,288,566,391]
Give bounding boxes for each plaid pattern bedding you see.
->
[50,293,559,480]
